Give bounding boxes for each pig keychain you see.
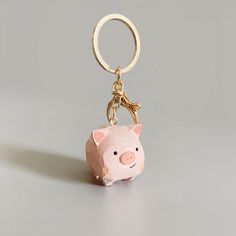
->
[86,14,144,186]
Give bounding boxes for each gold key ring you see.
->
[92,13,141,74]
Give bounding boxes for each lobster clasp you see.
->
[107,80,140,125]
[106,66,140,125]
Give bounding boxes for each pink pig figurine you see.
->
[86,124,145,186]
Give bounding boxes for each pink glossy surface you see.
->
[86,124,145,186]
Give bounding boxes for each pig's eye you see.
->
[113,151,118,155]
[136,147,139,151]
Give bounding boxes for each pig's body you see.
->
[86,124,145,186]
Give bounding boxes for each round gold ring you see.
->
[92,14,141,74]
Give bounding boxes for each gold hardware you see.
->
[92,14,141,75]
[92,14,141,125]
[106,67,141,125]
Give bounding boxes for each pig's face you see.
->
[92,124,145,181]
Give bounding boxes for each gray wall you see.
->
[0,0,236,236]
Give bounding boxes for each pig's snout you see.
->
[119,151,136,165]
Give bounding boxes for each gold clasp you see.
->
[107,68,141,125]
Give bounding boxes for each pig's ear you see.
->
[92,130,107,146]
[130,124,142,137]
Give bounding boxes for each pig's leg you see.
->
[123,177,135,181]
[89,167,100,180]
[102,179,114,187]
